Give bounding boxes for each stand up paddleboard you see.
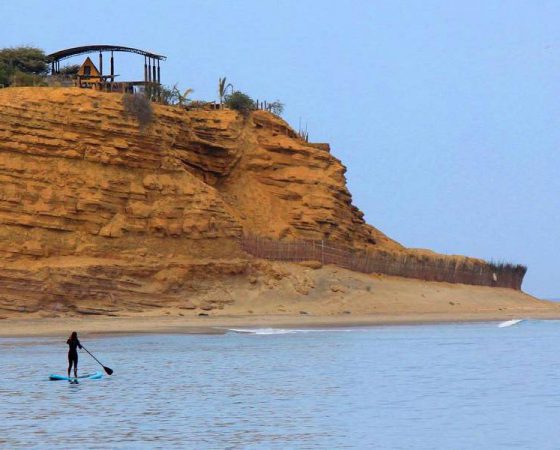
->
[49,371,103,382]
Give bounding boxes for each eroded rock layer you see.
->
[0,88,395,249]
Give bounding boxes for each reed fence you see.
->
[240,235,526,290]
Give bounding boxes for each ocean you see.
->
[1,320,559,449]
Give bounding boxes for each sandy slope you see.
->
[1,263,558,337]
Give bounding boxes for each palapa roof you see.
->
[48,45,166,62]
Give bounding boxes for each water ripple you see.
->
[1,322,560,448]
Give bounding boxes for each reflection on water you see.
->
[1,321,560,449]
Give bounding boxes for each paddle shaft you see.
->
[81,345,113,375]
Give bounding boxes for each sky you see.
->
[1,0,558,298]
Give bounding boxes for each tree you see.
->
[172,85,194,106]
[0,46,48,87]
[0,46,48,75]
[224,91,255,115]
[218,77,233,107]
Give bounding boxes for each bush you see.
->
[156,85,175,105]
[144,84,169,103]
[10,71,47,87]
[122,93,153,129]
[224,91,255,115]
[144,84,193,107]
[268,100,284,116]
[0,46,49,87]
[0,64,9,87]
[59,64,80,76]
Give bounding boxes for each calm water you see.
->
[1,321,560,449]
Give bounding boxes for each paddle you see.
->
[81,345,113,375]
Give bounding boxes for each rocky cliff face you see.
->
[0,88,397,246]
[0,87,405,314]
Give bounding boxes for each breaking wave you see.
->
[226,328,356,335]
[497,319,525,328]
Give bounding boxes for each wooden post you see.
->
[110,51,114,82]
[152,61,156,84]
[99,52,103,76]
[157,59,161,84]
[144,56,148,83]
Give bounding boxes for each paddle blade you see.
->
[103,366,113,375]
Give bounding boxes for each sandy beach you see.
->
[2,267,559,337]
[3,311,560,338]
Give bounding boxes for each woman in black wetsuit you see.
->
[67,331,82,378]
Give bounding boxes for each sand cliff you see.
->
[0,87,554,323]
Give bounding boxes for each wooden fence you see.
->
[240,235,526,290]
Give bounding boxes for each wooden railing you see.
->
[240,235,526,290]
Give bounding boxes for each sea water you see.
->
[1,321,559,449]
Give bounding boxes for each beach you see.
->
[2,269,558,337]
[4,311,560,337]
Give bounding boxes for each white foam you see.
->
[227,328,299,335]
[226,328,356,335]
[498,319,524,328]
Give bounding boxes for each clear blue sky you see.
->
[2,1,558,298]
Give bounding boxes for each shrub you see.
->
[161,86,176,105]
[268,100,284,116]
[10,71,47,87]
[0,64,9,87]
[144,84,169,103]
[147,84,173,104]
[59,64,80,76]
[146,84,194,107]
[224,91,255,115]
[122,93,153,129]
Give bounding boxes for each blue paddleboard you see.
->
[49,371,103,381]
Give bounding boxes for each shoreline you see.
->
[1,265,557,338]
[2,310,560,338]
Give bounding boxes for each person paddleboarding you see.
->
[67,331,82,379]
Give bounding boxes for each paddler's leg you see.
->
[74,354,78,378]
